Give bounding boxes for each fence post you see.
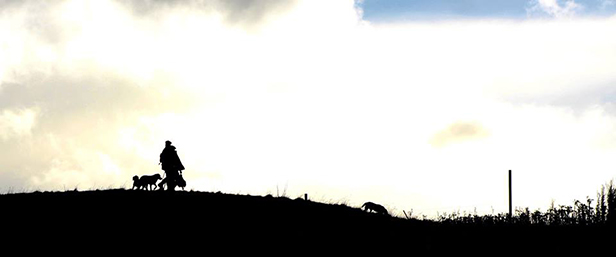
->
[305,193,308,201]
[509,169,512,222]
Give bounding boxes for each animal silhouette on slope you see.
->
[362,202,389,215]
[132,174,162,191]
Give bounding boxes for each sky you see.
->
[1,0,616,217]
[361,0,616,20]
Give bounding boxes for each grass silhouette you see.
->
[436,180,616,227]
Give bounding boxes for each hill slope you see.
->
[2,190,429,250]
[1,189,609,253]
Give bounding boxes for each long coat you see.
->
[160,145,185,171]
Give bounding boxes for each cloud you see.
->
[0,107,39,141]
[116,0,299,28]
[430,121,489,148]
[527,0,583,18]
[0,0,365,191]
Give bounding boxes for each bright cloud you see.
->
[1,0,616,216]
[0,107,38,141]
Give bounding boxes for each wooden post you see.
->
[305,193,308,201]
[509,170,512,221]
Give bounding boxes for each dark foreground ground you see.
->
[0,189,611,254]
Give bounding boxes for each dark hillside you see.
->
[1,190,430,252]
[0,190,610,254]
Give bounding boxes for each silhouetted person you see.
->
[158,140,185,191]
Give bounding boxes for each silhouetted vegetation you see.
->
[437,180,616,227]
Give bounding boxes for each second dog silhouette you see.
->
[362,202,389,215]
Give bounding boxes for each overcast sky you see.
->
[1,0,616,217]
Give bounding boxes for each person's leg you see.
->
[167,180,176,191]
[158,172,168,191]
[166,170,178,191]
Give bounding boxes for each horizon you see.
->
[2,0,616,218]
